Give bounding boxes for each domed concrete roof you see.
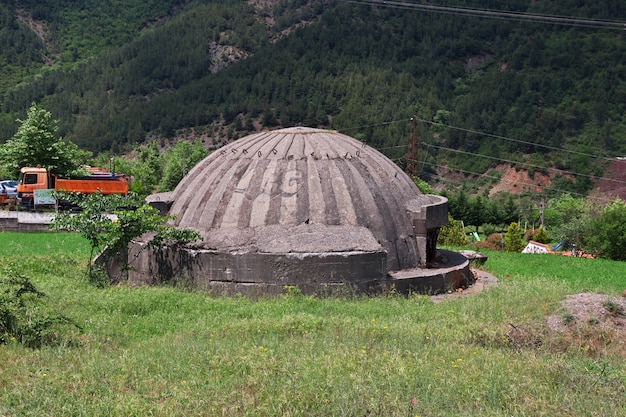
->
[167,126,422,271]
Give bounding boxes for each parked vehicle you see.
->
[0,180,18,204]
[17,166,128,208]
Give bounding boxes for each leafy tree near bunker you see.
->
[51,192,201,285]
[0,103,90,179]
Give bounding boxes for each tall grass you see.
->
[1,235,625,416]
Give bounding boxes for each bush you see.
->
[585,200,626,261]
[524,229,535,241]
[0,271,79,348]
[532,227,549,243]
[504,222,525,253]
[437,214,467,246]
[487,233,504,248]
[473,233,504,251]
[474,233,504,251]
[524,227,548,243]
[482,223,500,236]
[413,176,433,194]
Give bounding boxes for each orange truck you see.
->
[17,166,128,208]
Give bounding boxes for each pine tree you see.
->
[504,222,524,252]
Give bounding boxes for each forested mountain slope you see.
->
[1,0,626,196]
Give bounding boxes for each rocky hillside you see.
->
[590,159,626,201]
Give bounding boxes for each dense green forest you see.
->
[1,0,626,197]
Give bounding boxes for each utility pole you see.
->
[540,197,545,229]
[406,117,418,179]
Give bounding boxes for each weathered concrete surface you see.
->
[405,195,448,266]
[146,192,173,216]
[128,244,387,296]
[405,195,448,230]
[126,243,471,296]
[388,250,473,294]
[132,127,466,296]
[164,127,424,272]
[255,224,383,253]
[127,224,388,296]
[0,211,53,232]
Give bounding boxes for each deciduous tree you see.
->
[159,140,208,192]
[51,192,201,285]
[585,199,626,261]
[0,103,90,178]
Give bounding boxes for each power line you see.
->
[338,119,407,133]
[423,142,626,188]
[326,1,626,197]
[412,117,617,162]
[340,117,620,163]
[339,0,626,30]
[338,117,626,196]
[404,157,594,200]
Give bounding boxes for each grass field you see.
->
[1,232,625,416]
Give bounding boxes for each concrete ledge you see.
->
[0,211,53,232]
[388,250,473,294]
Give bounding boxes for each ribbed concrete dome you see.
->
[167,126,421,271]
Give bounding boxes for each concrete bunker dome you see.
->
[131,127,471,294]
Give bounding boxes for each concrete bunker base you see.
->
[126,242,388,297]
[124,242,471,297]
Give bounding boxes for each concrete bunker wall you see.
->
[127,243,388,296]
[405,195,448,267]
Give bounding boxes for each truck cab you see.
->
[16,167,51,207]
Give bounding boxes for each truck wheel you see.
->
[20,199,34,211]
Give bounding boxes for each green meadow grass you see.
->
[1,233,625,416]
[0,231,91,258]
[482,249,625,294]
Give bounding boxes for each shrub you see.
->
[437,214,467,246]
[487,233,504,249]
[524,229,535,241]
[413,176,434,194]
[504,222,525,252]
[0,271,79,348]
[482,223,500,236]
[474,233,503,251]
[532,227,549,243]
[524,227,549,243]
